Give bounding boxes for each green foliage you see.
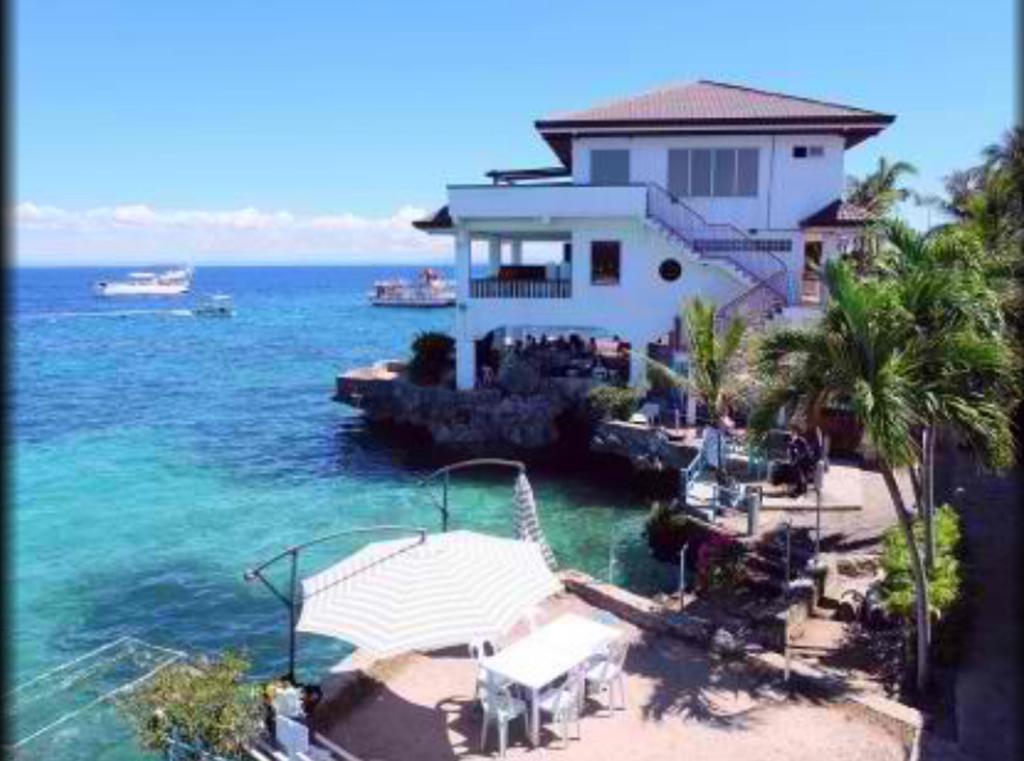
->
[644,501,690,562]
[646,361,677,395]
[695,532,746,595]
[845,157,918,217]
[407,331,455,386]
[683,297,747,424]
[880,504,962,621]
[118,651,263,760]
[586,384,642,422]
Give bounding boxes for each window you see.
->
[590,150,630,185]
[690,149,712,196]
[737,148,759,196]
[670,147,757,197]
[668,149,690,197]
[713,149,737,196]
[591,241,621,285]
[659,258,682,282]
[793,145,824,159]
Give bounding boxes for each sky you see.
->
[12,0,1018,266]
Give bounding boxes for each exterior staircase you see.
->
[643,183,790,329]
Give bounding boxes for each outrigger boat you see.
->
[191,293,234,317]
[369,268,455,307]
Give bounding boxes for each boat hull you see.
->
[370,298,454,308]
[95,283,190,296]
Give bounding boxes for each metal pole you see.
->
[288,549,298,684]
[784,520,791,587]
[442,471,450,532]
[814,461,823,563]
[679,543,687,599]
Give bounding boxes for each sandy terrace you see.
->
[312,595,906,761]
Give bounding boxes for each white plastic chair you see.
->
[468,637,500,703]
[479,672,527,758]
[585,639,629,713]
[536,664,587,746]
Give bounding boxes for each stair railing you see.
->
[645,183,789,303]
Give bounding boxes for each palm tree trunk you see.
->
[922,427,936,572]
[880,463,931,693]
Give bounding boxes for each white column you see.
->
[511,239,523,265]
[628,338,647,390]
[456,336,476,390]
[455,228,471,302]
[488,238,502,276]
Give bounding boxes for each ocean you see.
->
[8,265,674,759]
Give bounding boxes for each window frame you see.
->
[672,147,758,198]
[590,240,622,286]
[589,149,631,186]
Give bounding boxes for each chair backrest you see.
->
[557,666,587,717]
[592,639,628,682]
[468,637,496,662]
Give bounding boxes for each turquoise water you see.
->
[9,266,674,758]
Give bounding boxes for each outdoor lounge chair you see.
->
[479,673,527,758]
[585,639,629,713]
[536,664,587,746]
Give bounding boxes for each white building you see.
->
[414,80,893,391]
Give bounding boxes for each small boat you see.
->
[94,266,193,296]
[192,293,234,317]
[369,268,455,307]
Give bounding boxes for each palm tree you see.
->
[845,157,919,217]
[883,220,1017,571]
[751,261,931,691]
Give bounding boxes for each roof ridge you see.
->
[540,79,701,121]
[695,79,888,116]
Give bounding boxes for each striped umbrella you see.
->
[512,472,558,570]
[295,530,562,657]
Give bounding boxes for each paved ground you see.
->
[927,442,1023,761]
[314,595,906,761]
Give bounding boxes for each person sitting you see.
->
[785,427,815,497]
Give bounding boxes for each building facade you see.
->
[415,81,893,391]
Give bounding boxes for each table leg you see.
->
[531,687,540,746]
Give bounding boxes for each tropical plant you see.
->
[750,260,933,691]
[845,157,919,217]
[695,532,746,596]
[407,331,455,386]
[586,384,642,422]
[118,652,264,760]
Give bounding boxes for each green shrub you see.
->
[587,384,642,421]
[695,532,746,595]
[118,651,263,759]
[644,501,690,562]
[646,362,679,395]
[408,331,455,386]
[880,504,962,621]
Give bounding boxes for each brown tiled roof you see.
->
[800,199,874,228]
[412,205,452,231]
[539,80,893,125]
[535,80,894,165]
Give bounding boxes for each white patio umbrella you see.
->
[295,530,562,657]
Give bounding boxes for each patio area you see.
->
[310,594,907,760]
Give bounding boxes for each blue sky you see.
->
[14,0,1017,264]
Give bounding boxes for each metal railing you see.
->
[470,278,571,299]
[419,458,526,531]
[645,183,790,311]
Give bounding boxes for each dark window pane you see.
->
[691,149,712,196]
[668,149,689,197]
[591,241,621,285]
[793,146,808,158]
[590,150,630,185]
[737,148,759,196]
[659,258,682,282]
[713,149,736,196]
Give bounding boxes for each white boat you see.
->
[192,293,234,317]
[94,266,193,296]
[369,268,455,307]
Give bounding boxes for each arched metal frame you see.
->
[243,524,426,685]
[419,458,525,532]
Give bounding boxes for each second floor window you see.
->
[590,150,630,185]
[591,241,621,285]
[667,148,758,198]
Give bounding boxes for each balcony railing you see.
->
[470,278,572,299]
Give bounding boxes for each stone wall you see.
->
[335,369,595,449]
[590,420,698,472]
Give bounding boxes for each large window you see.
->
[590,150,630,185]
[667,147,758,197]
[591,241,621,285]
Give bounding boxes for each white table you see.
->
[483,613,621,746]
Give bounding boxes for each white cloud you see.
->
[12,201,450,265]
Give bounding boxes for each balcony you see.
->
[448,183,648,221]
[470,278,571,299]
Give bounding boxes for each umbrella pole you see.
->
[288,549,298,684]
